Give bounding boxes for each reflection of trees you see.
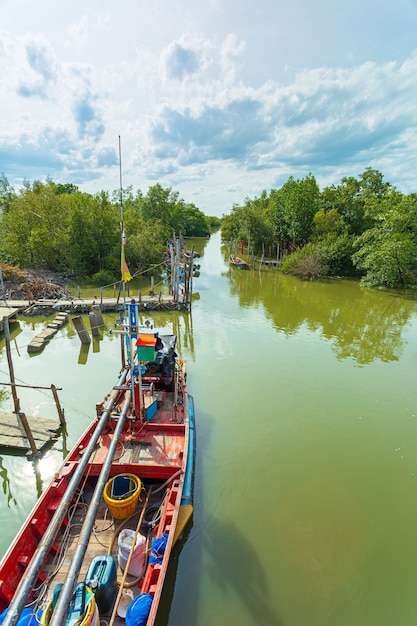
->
[0,388,8,408]
[0,456,17,507]
[227,269,416,365]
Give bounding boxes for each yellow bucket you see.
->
[103,473,141,519]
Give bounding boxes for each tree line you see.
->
[221,168,417,288]
[0,176,218,282]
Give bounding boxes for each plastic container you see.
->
[136,334,156,362]
[117,529,146,576]
[103,474,141,519]
[137,345,155,361]
[117,589,134,618]
[40,584,97,626]
[85,555,117,614]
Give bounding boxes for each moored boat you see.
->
[229,255,248,269]
[0,302,195,626]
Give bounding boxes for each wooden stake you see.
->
[108,486,153,626]
[3,317,38,456]
[51,384,66,427]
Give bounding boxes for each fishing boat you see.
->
[183,250,200,260]
[0,302,195,626]
[229,255,248,269]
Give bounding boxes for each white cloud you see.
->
[1,1,417,215]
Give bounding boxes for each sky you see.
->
[1,0,417,217]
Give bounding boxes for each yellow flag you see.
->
[121,245,132,282]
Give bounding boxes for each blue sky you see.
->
[1,0,417,216]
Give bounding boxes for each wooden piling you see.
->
[88,311,100,336]
[72,316,91,344]
[91,304,104,327]
[51,384,66,427]
[3,317,38,456]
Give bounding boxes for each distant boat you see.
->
[229,255,248,269]
[183,250,200,259]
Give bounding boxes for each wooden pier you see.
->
[0,412,62,454]
[2,293,190,317]
[0,306,19,332]
[1,317,66,456]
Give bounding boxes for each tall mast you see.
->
[118,136,136,412]
[119,135,126,308]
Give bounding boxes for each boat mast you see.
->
[118,137,135,414]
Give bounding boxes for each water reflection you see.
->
[0,456,17,507]
[204,516,283,626]
[78,343,90,364]
[154,522,194,626]
[226,261,417,365]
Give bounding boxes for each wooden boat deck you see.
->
[41,486,168,626]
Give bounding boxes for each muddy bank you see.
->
[2,268,76,301]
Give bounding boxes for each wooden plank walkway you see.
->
[0,307,19,332]
[27,312,68,353]
[0,412,61,453]
[2,294,190,315]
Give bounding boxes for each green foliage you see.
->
[91,269,117,286]
[55,183,80,195]
[312,208,346,238]
[2,168,416,290]
[352,193,417,287]
[222,167,417,288]
[125,221,168,275]
[281,233,355,280]
[66,191,119,274]
[221,195,274,254]
[320,168,392,235]
[280,244,324,279]
[208,215,222,229]
[271,174,320,246]
[0,179,210,279]
[0,180,69,269]
[0,173,16,213]
[170,202,210,236]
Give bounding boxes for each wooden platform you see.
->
[0,412,61,452]
[0,307,19,332]
[3,294,190,315]
[42,489,157,626]
[27,312,68,353]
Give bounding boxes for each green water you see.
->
[1,232,417,625]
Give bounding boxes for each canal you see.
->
[1,230,417,625]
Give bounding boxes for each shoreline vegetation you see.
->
[221,167,417,289]
[0,177,220,298]
[1,167,417,291]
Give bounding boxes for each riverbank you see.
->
[1,267,74,301]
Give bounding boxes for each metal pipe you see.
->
[49,390,131,626]
[3,368,129,626]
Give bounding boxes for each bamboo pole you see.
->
[108,486,153,626]
[51,384,66,427]
[3,317,38,456]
